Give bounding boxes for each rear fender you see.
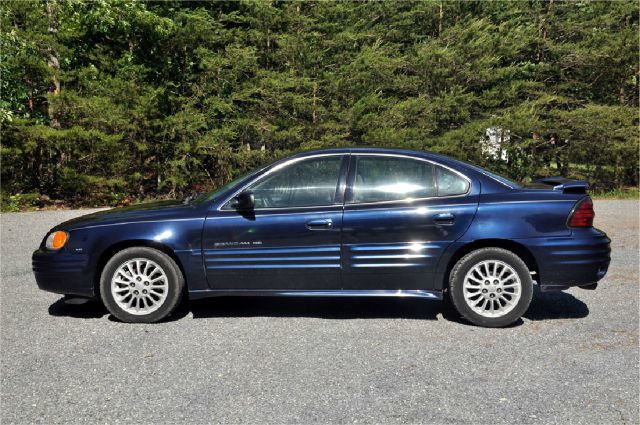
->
[464,193,582,239]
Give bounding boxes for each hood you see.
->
[55,199,202,231]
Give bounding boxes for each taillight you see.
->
[568,198,594,227]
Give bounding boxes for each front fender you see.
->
[69,218,207,292]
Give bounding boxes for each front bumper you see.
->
[32,249,95,297]
[520,228,611,291]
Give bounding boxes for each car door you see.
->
[341,154,479,290]
[202,154,349,290]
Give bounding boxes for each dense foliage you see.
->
[1,1,638,208]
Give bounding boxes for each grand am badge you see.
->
[213,241,263,248]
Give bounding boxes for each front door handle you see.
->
[433,213,455,225]
[306,218,333,230]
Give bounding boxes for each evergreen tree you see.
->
[1,1,638,209]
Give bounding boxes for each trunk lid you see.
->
[528,177,589,194]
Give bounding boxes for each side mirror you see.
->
[231,191,255,210]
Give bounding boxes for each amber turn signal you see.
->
[45,231,68,250]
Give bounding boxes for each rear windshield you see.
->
[476,167,521,189]
[451,160,521,189]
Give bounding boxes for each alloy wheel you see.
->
[462,259,522,318]
[110,258,169,315]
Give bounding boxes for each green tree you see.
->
[1,1,638,210]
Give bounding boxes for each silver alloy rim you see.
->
[111,258,169,315]
[462,260,522,318]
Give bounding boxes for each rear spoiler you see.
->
[534,177,589,194]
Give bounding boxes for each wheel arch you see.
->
[443,239,539,290]
[93,239,186,298]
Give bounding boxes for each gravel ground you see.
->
[1,200,638,424]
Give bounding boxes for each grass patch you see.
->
[0,192,42,212]
[591,187,640,200]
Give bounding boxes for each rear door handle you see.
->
[306,218,333,230]
[433,213,455,225]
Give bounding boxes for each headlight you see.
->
[45,231,69,250]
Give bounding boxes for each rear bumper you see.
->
[32,250,95,297]
[519,228,611,291]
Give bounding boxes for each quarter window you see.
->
[437,166,469,196]
[243,156,344,208]
[351,156,469,203]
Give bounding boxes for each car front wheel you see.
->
[100,247,184,323]
[449,247,533,327]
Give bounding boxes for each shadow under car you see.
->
[49,286,589,325]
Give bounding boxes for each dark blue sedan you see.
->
[32,148,611,327]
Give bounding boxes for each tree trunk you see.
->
[438,2,443,37]
[46,0,60,129]
[537,0,554,63]
[614,155,621,188]
[27,86,34,112]
[312,82,317,125]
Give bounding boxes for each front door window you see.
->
[227,156,344,209]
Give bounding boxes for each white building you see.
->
[481,126,509,162]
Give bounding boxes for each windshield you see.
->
[192,170,257,205]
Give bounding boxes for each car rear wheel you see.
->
[449,247,533,327]
[100,247,184,323]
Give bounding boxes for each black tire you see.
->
[449,247,533,327]
[100,247,185,323]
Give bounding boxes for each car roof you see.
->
[293,147,423,155]
[291,147,465,168]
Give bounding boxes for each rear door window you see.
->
[351,156,469,203]
[352,156,436,203]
